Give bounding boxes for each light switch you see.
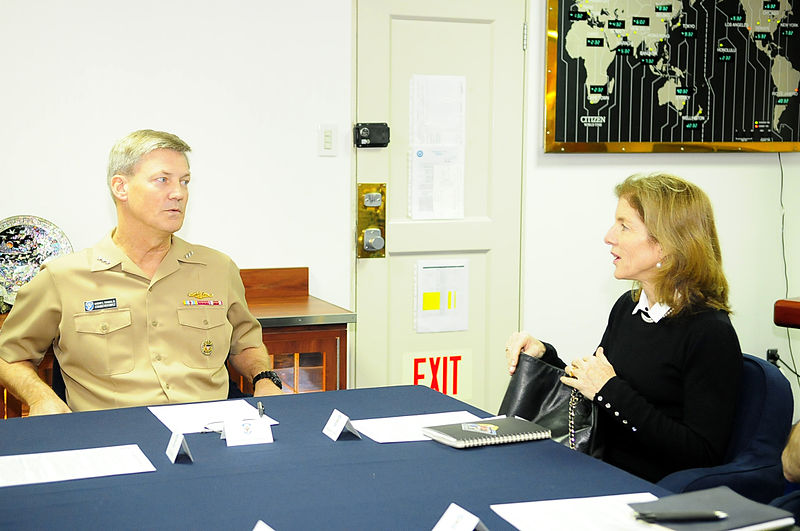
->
[318,124,337,157]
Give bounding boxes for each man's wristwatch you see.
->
[252,370,283,389]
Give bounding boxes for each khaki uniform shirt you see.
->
[0,233,264,411]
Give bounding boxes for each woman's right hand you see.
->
[505,332,546,374]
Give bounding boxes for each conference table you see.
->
[0,385,667,530]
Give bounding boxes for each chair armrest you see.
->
[657,462,785,504]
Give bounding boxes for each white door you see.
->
[355,0,527,412]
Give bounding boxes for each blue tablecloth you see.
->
[0,385,666,530]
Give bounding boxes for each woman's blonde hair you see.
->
[615,173,730,316]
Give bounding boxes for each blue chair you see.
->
[657,354,793,504]
[771,489,800,522]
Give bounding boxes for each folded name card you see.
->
[323,409,362,441]
[224,417,274,447]
[166,432,194,463]
[433,503,485,531]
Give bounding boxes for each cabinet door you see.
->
[231,325,346,395]
[266,337,336,394]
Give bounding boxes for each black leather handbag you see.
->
[498,353,602,457]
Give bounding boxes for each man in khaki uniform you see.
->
[0,129,282,414]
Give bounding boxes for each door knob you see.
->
[363,228,385,251]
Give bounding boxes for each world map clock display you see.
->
[546,0,800,151]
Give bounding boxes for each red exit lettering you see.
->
[413,355,462,395]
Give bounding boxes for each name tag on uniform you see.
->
[84,298,117,312]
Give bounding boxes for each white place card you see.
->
[252,520,277,531]
[165,432,194,463]
[323,409,363,441]
[433,503,481,531]
[224,417,274,447]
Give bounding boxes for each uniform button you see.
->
[596,395,603,402]
[100,323,109,332]
[151,320,158,327]
[155,353,162,361]
[605,403,611,409]
[203,319,209,325]
[614,411,619,416]
[622,420,628,424]
[165,383,170,390]
[632,427,637,432]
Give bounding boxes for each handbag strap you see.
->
[568,388,581,450]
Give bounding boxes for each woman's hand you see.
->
[504,332,546,374]
[560,347,616,400]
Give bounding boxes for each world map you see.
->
[553,0,800,145]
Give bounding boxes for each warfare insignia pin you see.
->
[201,339,214,356]
[188,291,213,299]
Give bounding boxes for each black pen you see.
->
[634,510,728,523]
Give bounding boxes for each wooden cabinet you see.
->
[0,267,354,418]
[229,268,353,395]
[231,324,347,395]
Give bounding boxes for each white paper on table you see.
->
[350,411,480,443]
[0,444,156,488]
[490,492,659,531]
[148,400,278,434]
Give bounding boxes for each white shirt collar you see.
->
[632,291,671,323]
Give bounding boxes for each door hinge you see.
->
[522,21,528,51]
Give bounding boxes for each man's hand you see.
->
[27,396,72,416]
[0,357,70,416]
[253,377,283,397]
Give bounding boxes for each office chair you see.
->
[657,354,793,504]
[771,489,800,522]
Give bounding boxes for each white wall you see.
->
[524,3,800,417]
[0,0,354,310]
[2,1,800,413]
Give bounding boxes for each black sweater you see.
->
[542,292,742,483]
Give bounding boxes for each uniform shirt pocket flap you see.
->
[177,307,227,330]
[74,309,132,335]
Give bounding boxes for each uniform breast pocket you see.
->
[72,309,135,375]
[177,307,231,369]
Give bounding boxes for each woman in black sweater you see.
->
[505,173,742,483]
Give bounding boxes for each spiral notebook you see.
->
[422,417,551,449]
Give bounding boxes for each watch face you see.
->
[0,215,73,306]
[267,371,282,389]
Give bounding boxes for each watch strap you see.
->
[252,370,283,389]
